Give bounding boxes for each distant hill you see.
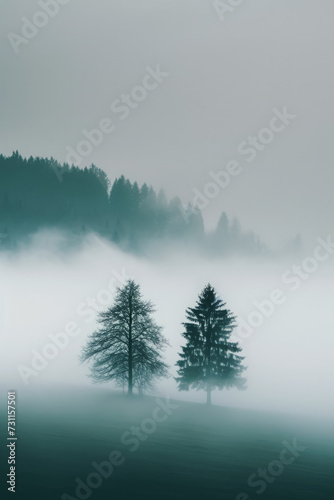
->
[0,152,267,256]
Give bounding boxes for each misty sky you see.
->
[1,0,333,247]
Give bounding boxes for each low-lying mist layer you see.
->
[1,230,333,417]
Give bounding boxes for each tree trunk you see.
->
[206,315,212,406]
[128,334,133,396]
[128,289,133,397]
[128,372,133,396]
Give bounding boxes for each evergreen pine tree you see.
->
[176,284,246,405]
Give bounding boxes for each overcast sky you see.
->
[1,0,333,248]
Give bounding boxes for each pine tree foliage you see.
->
[176,284,246,404]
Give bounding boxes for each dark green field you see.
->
[1,386,333,500]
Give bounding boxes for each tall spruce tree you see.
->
[176,284,246,405]
[81,280,169,395]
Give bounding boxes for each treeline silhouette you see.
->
[0,151,266,255]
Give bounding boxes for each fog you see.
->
[1,231,333,418]
[2,0,334,248]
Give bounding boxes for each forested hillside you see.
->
[0,152,265,255]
